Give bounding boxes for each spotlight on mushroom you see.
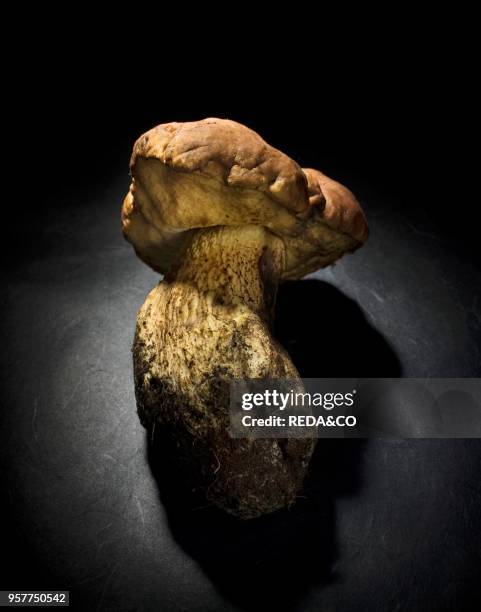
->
[121,118,368,519]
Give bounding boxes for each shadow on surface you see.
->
[148,279,401,611]
[276,279,402,378]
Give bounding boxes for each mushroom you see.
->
[122,118,368,519]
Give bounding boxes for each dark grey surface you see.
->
[1,175,480,611]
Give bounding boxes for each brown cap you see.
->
[122,118,309,274]
[304,168,369,244]
[280,167,369,279]
[122,119,368,279]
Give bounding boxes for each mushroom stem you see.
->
[170,224,286,325]
[133,225,313,519]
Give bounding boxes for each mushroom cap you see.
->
[303,168,369,244]
[122,118,308,275]
[121,119,368,279]
[281,168,369,279]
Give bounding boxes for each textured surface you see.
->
[1,173,481,611]
[303,168,369,243]
[122,119,367,279]
[134,225,314,518]
[130,118,309,210]
[122,118,309,276]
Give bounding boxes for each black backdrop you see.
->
[9,39,478,266]
[2,22,480,612]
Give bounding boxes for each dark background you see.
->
[1,20,480,612]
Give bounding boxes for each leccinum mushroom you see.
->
[122,118,368,519]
